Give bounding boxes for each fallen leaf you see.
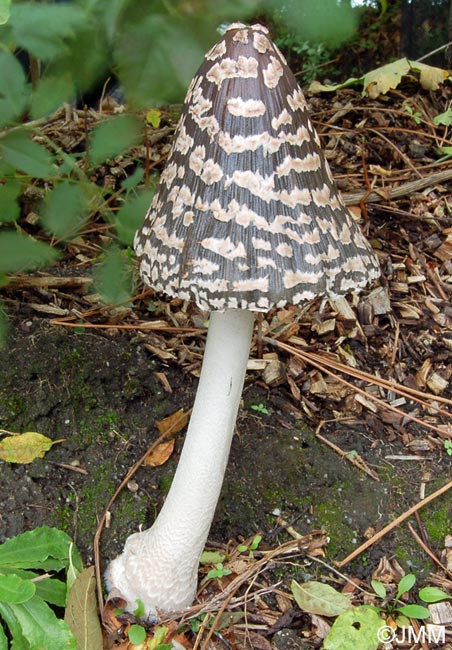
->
[291,580,352,617]
[0,431,55,463]
[364,58,410,98]
[156,409,189,436]
[323,606,383,650]
[64,566,103,650]
[144,439,175,467]
[412,60,449,90]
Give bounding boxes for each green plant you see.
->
[0,526,82,650]
[292,573,451,650]
[444,440,452,456]
[250,403,269,415]
[370,573,432,622]
[0,0,259,344]
[206,563,232,580]
[237,534,262,558]
[404,104,422,125]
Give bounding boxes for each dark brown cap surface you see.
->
[134,23,380,311]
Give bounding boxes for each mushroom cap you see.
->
[134,23,380,312]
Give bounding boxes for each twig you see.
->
[416,41,452,62]
[337,480,452,567]
[315,424,380,481]
[342,168,452,205]
[264,338,452,435]
[407,522,452,579]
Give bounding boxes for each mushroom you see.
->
[105,22,380,617]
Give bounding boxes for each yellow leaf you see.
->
[146,108,161,128]
[364,58,410,98]
[0,431,54,464]
[156,409,189,436]
[409,60,449,91]
[144,439,175,467]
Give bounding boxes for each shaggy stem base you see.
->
[105,309,255,616]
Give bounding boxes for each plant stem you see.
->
[105,308,255,616]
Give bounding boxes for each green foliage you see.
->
[92,245,134,305]
[206,563,232,580]
[444,440,452,456]
[270,0,358,46]
[293,572,451,649]
[370,573,442,621]
[434,108,452,126]
[128,623,146,644]
[0,231,59,274]
[0,51,28,127]
[0,526,83,650]
[237,534,262,557]
[250,403,269,415]
[0,0,11,25]
[323,606,383,650]
[89,115,143,165]
[0,0,262,347]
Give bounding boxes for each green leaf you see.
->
[115,188,154,245]
[0,622,7,650]
[0,602,27,648]
[291,579,352,617]
[0,526,78,571]
[371,580,386,600]
[0,567,68,607]
[200,551,226,564]
[249,535,262,550]
[64,567,103,650]
[31,74,75,120]
[66,543,81,594]
[419,586,451,603]
[0,572,36,604]
[40,181,91,239]
[324,606,383,650]
[0,0,11,24]
[92,245,133,305]
[0,179,22,224]
[9,2,86,60]
[8,595,76,650]
[0,430,54,464]
[128,624,146,645]
[116,14,206,107]
[121,166,145,193]
[433,108,452,126]
[0,231,59,274]
[0,50,28,127]
[396,603,431,619]
[396,573,416,600]
[0,129,55,178]
[89,114,143,165]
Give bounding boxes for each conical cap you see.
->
[134,23,380,311]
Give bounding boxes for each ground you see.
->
[0,310,450,585]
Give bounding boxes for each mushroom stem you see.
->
[106,308,255,616]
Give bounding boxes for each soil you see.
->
[1,309,450,587]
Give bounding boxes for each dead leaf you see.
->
[144,439,175,467]
[364,58,411,98]
[411,59,449,90]
[0,431,55,464]
[156,409,189,436]
[65,566,103,650]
